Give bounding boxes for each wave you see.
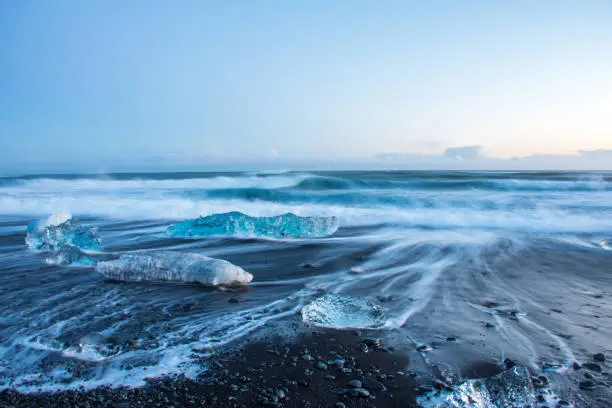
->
[1,174,309,193]
[1,194,612,234]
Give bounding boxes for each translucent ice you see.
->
[26,213,101,252]
[301,294,386,329]
[420,365,536,408]
[45,245,98,267]
[167,211,339,239]
[95,251,253,286]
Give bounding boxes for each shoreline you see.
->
[1,330,422,408]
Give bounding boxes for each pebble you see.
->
[325,374,336,380]
[583,363,602,372]
[579,380,596,390]
[316,361,328,370]
[335,403,347,408]
[348,380,362,388]
[593,353,606,362]
[329,359,345,368]
[363,338,381,348]
[228,297,241,303]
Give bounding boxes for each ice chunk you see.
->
[26,213,101,252]
[301,294,386,329]
[419,365,536,408]
[167,211,339,239]
[601,239,611,250]
[45,245,98,267]
[95,251,253,286]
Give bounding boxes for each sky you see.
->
[1,0,611,173]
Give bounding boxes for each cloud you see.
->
[578,149,612,159]
[373,145,612,170]
[443,145,482,160]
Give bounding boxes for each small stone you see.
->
[503,358,517,369]
[579,380,596,390]
[357,388,370,398]
[335,403,347,408]
[275,389,286,399]
[297,380,309,387]
[584,372,594,379]
[348,380,362,388]
[329,359,345,368]
[572,362,582,370]
[228,298,241,303]
[358,343,369,353]
[485,322,496,328]
[416,344,432,352]
[316,361,328,370]
[583,363,602,372]
[363,338,381,348]
[229,384,239,392]
[446,337,457,342]
[593,353,606,362]
[325,374,336,380]
[302,263,316,269]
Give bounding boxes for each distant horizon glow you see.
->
[1,1,611,173]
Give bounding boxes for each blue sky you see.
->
[1,1,611,173]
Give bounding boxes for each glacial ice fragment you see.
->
[45,245,98,267]
[301,294,386,329]
[26,213,101,252]
[419,365,536,408]
[95,251,253,286]
[167,211,339,239]
[601,239,611,250]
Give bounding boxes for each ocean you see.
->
[1,171,611,405]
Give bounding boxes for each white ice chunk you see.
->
[95,251,253,287]
[301,294,386,329]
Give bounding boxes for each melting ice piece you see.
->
[26,213,101,252]
[167,211,339,239]
[95,251,253,286]
[45,245,98,267]
[601,239,611,250]
[301,294,386,329]
[420,365,536,408]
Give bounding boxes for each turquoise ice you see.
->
[45,245,98,267]
[26,213,101,252]
[167,211,339,239]
[419,365,536,408]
